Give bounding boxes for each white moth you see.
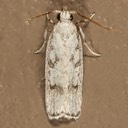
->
[31,6,102,121]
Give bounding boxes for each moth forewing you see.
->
[45,21,83,120]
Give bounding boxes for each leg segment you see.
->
[34,14,54,54]
[78,26,100,57]
[75,12,95,25]
[46,14,55,24]
[34,29,48,54]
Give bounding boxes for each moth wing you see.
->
[45,25,83,120]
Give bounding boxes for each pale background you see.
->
[0,0,128,128]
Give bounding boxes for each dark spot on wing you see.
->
[75,60,81,68]
[48,55,59,68]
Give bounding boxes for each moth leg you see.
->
[76,12,100,56]
[34,29,48,54]
[75,12,95,25]
[34,14,54,53]
[46,14,55,24]
[78,26,101,57]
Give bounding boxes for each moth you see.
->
[27,6,116,121]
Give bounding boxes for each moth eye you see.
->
[57,13,60,21]
[70,14,73,20]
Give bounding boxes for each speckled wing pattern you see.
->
[45,21,83,120]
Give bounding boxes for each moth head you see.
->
[57,6,73,21]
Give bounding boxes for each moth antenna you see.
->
[26,11,52,22]
[77,11,121,32]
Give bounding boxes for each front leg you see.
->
[34,29,48,54]
[78,26,100,57]
[34,14,54,54]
